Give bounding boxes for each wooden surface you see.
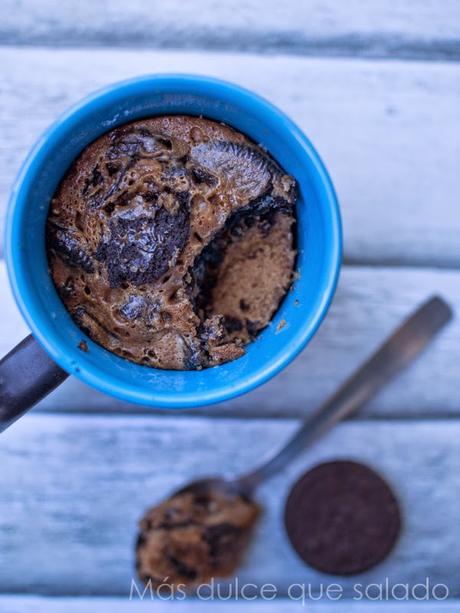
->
[1,415,460,596]
[0,0,459,609]
[1,48,459,266]
[0,598,459,613]
[1,596,459,612]
[2,262,459,418]
[2,0,460,60]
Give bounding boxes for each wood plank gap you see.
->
[343,258,460,272]
[23,407,460,422]
[1,37,460,64]
[0,594,459,611]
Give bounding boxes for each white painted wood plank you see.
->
[0,415,459,596]
[0,48,459,266]
[0,595,459,612]
[1,0,459,60]
[1,261,458,418]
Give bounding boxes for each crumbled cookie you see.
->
[136,488,260,589]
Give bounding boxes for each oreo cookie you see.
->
[284,460,401,575]
[96,196,190,287]
[47,223,94,273]
[190,141,274,199]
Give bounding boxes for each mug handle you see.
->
[0,335,68,433]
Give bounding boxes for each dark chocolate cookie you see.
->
[284,460,401,575]
[46,223,94,273]
[96,195,190,287]
[190,141,275,201]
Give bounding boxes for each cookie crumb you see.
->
[78,340,88,352]
[276,319,287,333]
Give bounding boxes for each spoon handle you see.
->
[235,296,453,493]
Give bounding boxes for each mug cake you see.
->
[46,116,297,370]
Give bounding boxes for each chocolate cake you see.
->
[46,116,297,369]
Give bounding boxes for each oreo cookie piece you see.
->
[284,460,401,575]
[47,223,94,273]
[190,141,275,200]
[96,195,190,287]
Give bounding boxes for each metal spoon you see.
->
[176,296,453,499]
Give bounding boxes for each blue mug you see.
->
[0,75,341,431]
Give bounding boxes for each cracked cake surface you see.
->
[46,116,297,370]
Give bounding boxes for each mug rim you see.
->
[5,74,342,407]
